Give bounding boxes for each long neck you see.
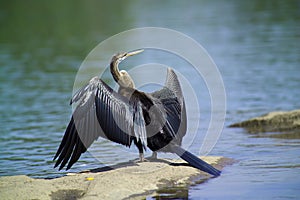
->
[110,60,121,83]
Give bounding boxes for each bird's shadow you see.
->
[81,158,190,174]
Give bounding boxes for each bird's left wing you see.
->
[54,77,138,170]
[150,68,187,141]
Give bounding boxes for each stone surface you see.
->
[229,109,300,135]
[0,156,228,200]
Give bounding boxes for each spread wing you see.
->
[150,68,187,144]
[53,76,146,170]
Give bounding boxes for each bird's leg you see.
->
[134,139,148,162]
[137,145,149,162]
[139,152,145,162]
[135,150,149,162]
[149,151,158,160]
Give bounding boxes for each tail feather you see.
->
[171,145,221,176]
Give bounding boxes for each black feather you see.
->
[171,145,221,176]
[53,118,73,161]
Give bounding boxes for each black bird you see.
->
[53,49,221,176]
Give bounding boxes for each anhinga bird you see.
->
[53,49,221,176]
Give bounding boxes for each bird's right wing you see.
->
[54,77,146,170]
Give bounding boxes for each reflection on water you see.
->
[0,0,299,199]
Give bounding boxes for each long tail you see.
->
[171,145,221,176]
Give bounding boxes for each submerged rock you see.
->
[229,109,300,135]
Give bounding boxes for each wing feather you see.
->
[150,68,187,145]
[133,101,147,147]
[54,76,146,170]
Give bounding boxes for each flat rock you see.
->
[229,109,300,136]
[0,156,229,200]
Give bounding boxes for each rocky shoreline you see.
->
[0,156,229,200]
[229,109,300,138]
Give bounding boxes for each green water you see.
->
[1,1,299,199]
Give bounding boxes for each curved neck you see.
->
[110,60,121,83]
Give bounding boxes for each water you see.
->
[1,0,300,199]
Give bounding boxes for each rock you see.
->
[229,109,300,135]
[0,156,230,200]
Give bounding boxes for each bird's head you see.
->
[112,49,144,65]
[110,49,144,88]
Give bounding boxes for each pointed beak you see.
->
[126,49,144,57]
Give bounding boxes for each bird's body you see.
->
[54,50,221,176]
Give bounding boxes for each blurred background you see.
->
[0,0,299,199]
